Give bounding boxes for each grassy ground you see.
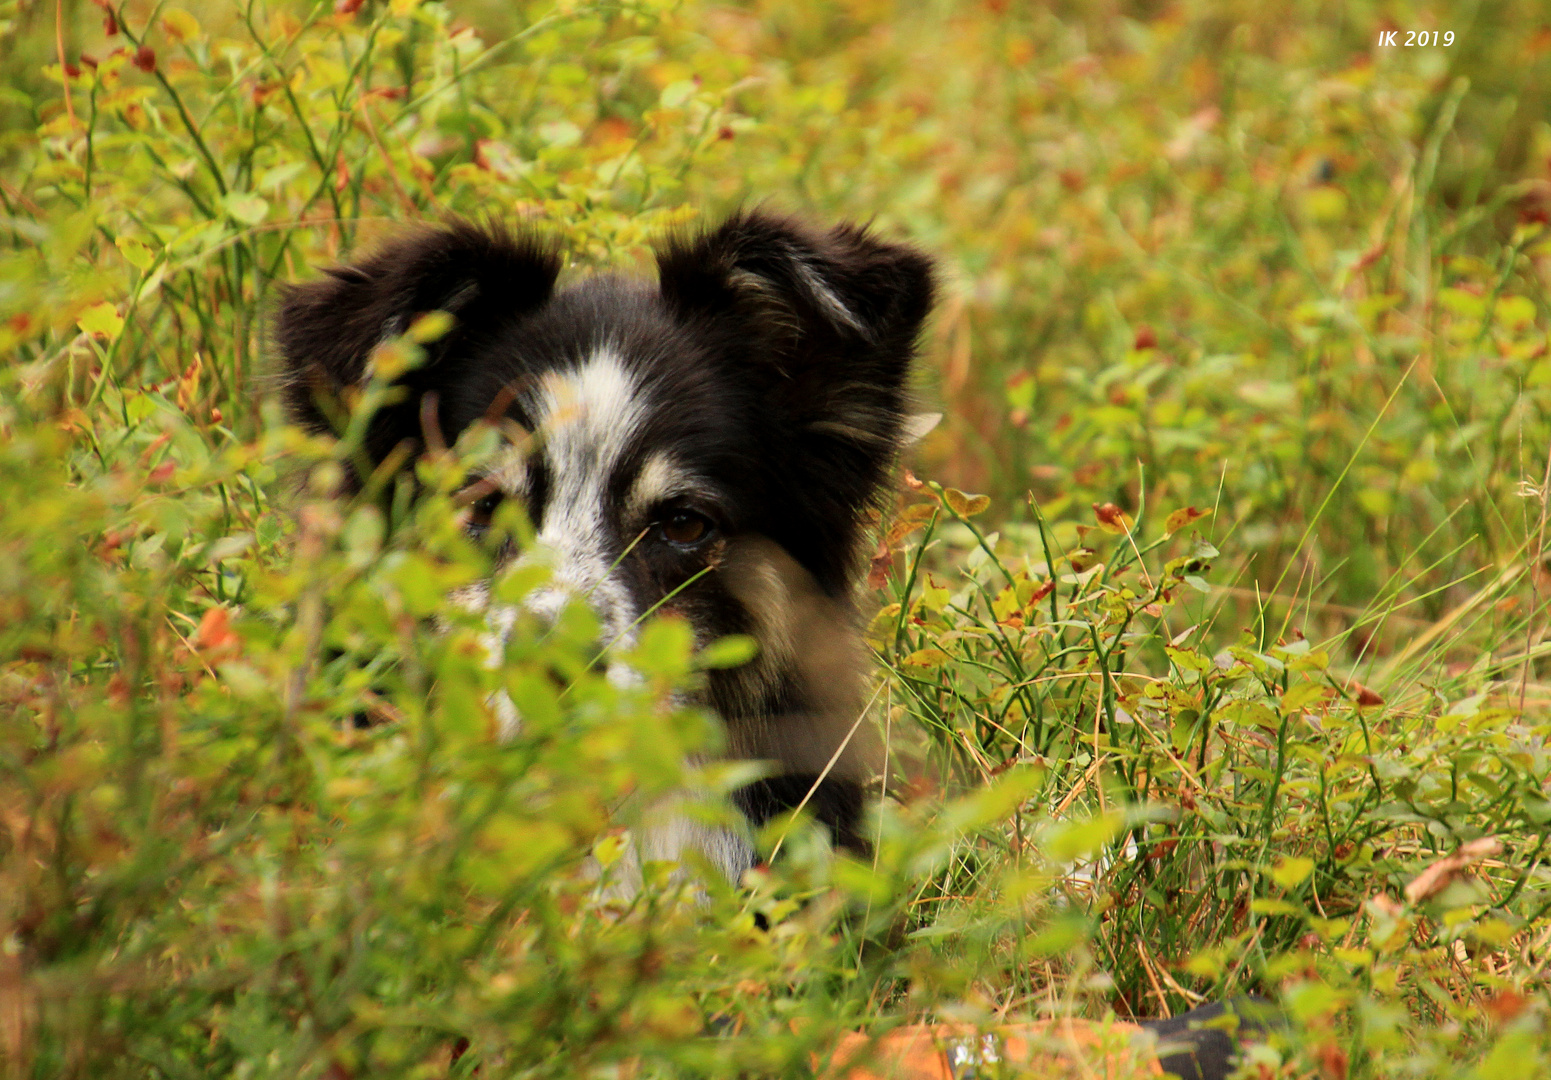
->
[1,0,1550,1076]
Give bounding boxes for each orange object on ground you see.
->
[817,1018,1165,1079]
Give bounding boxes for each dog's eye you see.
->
[466,490,505,533]
[660,509,711,547]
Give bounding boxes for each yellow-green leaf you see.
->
[407,310,455,344]
[1281,683,1327,712]
[1271,855,1316,890]
[695,634,759,670]
[1249,897,1303,916]
[162,8,201,42]
[77,302,123,339]
[222,192,269,226]
[114,236,155,271]
[943,487,991,516]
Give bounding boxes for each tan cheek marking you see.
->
[717,536,882,780]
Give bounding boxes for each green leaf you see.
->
[1043,809,1125,862]
[694,634,758,669]
[77,301,123,339]
[1271,855,1316,889]
[659,80,698,108]
[407,310,456,343]
[114,235,155,271]
[629,617,694,676]
[222,192,269,226]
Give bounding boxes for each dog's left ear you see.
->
[273,220,560,487]
[655,211,935,450]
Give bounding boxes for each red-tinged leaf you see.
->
[897,772,938,805]
[1133,325,1157,350]
[148,461,175,484]
[991,584,1021,622]
[137,431,172,464]
[1404,837,1501,904]
[195,607,241,654]
[133,45,156,72]
[335,0,366,13]
[867,542,893,589]
[1164,505,1212,536]
[1092,502,1131,533]
[1315,1042,1348,1080]
[162,9,201,42]
[1030,579,1055,603]
[1484,990,1529,1025]
[902,469,925,490]
[1348,681,1384,708]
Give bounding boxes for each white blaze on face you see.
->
[525,347,647,643]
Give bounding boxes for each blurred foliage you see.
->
[1,0,1550,1077]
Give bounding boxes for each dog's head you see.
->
[275,211,934,789]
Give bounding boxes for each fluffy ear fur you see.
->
[274,219,560,484]
[655,211,936,590]
[655,212,935,426]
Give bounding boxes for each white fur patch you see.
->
[526,347,645,643]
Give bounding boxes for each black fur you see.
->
[732,774,869,855]
[277,219,562,477]
[1139,998,1280,1080]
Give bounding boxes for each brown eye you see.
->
[661,509,710,546]
[461,487,504,534]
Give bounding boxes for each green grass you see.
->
[2,0,1550,1076]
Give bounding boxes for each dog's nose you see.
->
[487,548,643,694]
[513,537,639,648]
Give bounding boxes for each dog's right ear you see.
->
[274,220,560,482]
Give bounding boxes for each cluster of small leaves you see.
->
[871,474,1551,1075]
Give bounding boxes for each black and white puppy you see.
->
[274,211,935,882]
